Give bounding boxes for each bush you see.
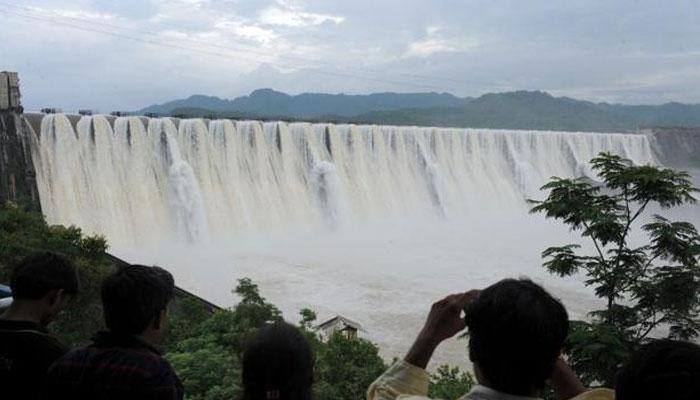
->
[428,365,475,400]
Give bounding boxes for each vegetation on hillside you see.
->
[143,89,700,132]
[530,152,700,385]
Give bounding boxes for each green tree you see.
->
[0,201,112,346]
[295,307,387,400]
[163,296,213,350]
[168,336,240,400]
[428,365,475,400]
[530,152,700,385]
[299,307,317,331]
[314,331,387,400]
[166,278,283,400]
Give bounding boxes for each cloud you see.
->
[403,27,478,58]
[214,19,278,43]
[258,6,345,27]
[1,0,700,109]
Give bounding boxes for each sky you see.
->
[1,0,699,111]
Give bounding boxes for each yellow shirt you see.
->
[367,360,614,400]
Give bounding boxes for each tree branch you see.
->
[637,315,667,342]
[582,221,608,266]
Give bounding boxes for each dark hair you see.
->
[101,265,174,334]
[10,252,79,300]
[242,322,314,400]
[465,278,569,396]
[616,339,700,400]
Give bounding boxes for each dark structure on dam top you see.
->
[0,71,39,208]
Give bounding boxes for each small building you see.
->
[41,107,63,114]
[316,315,365,340]
[78,109,94,116]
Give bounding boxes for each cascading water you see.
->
[31,116,661,246]
[311,160,347,229]
[152,119,209,243]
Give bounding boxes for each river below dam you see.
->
[28,114,699,368]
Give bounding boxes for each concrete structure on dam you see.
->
[0,71,39,208]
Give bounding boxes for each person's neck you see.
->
[475,372,540,398]
[0,301,45,326]
[481,385,540,399]
[138,330,160,346]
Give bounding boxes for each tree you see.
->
[163,296,213,349]
[165,278,284,400]
[0,201,112,346]
[299,308,317,331]
[314,331,387,400]
[428,365,475,400]
[296,307,388,400]
[530,152,700,385]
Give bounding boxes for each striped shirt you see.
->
[45,331,184,400]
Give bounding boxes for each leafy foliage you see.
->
[0,201,112,346]
[530,152,700,385]
[314,332,387,400]
[428,365,475,400]
[165,277,283,400]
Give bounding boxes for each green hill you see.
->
[141,90,700,132]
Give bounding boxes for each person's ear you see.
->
[46,289,66,309]
[152,309,168,331]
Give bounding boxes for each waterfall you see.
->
[311,160,347,229]
[151,119,209,243]
[31,116,658,247]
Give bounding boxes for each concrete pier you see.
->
[0,72,39,208]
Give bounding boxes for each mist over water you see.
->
[29,114,696,366]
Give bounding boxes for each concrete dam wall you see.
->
[0,72,39,208]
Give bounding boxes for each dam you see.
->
[26,113,658,247]
[9,96,700,365]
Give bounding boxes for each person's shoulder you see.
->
[570,388,615,400]
[0,321,68,356]
[108,346,177,378]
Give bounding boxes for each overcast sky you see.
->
[2,0,699,111]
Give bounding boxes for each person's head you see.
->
[242,322,314,400]
[465,278,568,396]
[616,339,700,400]
[101,265,174,342]
[8,251,79,326]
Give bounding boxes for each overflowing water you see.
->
[30,114,693,366]
[31,114,657,246]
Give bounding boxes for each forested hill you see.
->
[139,90,700,132]
[140,89,470,119]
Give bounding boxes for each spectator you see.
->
[242,322,314,400]
[616,339,700,400]
[368,278,613,400]
[45,265,183,400]
[0,252,79,400]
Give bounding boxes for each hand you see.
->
[418,290,480,345]
[405,290,480,369]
